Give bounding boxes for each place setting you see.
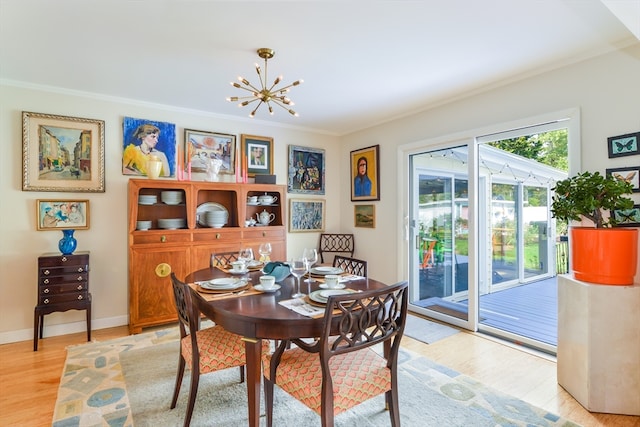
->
[193,277,251,297]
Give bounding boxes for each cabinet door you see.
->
[129,246,190,333]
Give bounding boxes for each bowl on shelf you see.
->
[160,191,183,205]
[136,220,152,230]
[138,195,157,205]
[157,218,186,229]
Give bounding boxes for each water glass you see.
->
[258,242,272,263]
[302,248,318,283]
[289,258,307,298]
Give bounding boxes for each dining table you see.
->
[185,264,389,427]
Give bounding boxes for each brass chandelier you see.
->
[226,48,303,117]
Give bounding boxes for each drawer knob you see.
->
[262,231,267,237]
[77,295,83,300]
[161,235,166,243]
[216,233,221,239]
[77,285,83,290]
[43,279,50,284]
[43,288,50,293]
[76,276,83,281]
[61,257,68,262]
[77,267,84,272]
[43,298,49,304]
[43,270,50,276]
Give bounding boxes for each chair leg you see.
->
[264,375,274,427]
[170,355,186,409]
[239,365,245,383]
[387,388,400,427]
[184,363,201,427]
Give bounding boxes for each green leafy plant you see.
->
[551,171,634,228]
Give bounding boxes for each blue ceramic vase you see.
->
[58,229,77,255]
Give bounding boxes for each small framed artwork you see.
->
[607,132,640,158]
[289,199,325,233]
[184,129,236,175]
[606,166,640,192]
[350,145,380,201]
[122,117,176,177]
[37,199,90,230]
[22,111,105,192]
[612,204,640,227]
[241,134,273,177]
[354,204,375,228]
[288,145,325,194]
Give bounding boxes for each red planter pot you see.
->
[570,227,638,285]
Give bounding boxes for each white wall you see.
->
[341,44,640,287]
[2,44,639,343]
[0,86,339,343]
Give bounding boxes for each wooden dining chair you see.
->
[262,281,409,427]
[318,233,355,263]
[332,255,367,277]
[169,273,268,427]
[210,251,238,268]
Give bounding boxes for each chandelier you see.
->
[226,48,303,117]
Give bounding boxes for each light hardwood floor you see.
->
[1,323,638,427]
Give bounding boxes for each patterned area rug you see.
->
[52,328,581,427]
[403,314,459,344]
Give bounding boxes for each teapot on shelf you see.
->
[258,193,277,205]
[256,209,276,225]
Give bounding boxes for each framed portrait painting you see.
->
[288,145,325,195]
[607,132,640,158]
[122,116,176,178]
[184,129,236,175]
[241,134,273,177]
[289,199,325,233]
[606,166,640,192]
[354,204,375,228]
[350,145,380,201]
[36,199,90,230]
[22,111,105,192]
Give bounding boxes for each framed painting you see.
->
[606,166,640,193]
[607,131,640,158]
[288,145,325,194]
[122,116,176,177]
[241,134,273,177]
[289,199,325,233]
[22,111,105,192]
[350,145,380,201]
[612,204,640,227]
[354,204,375,228]
[37,199,90,230]
[184,129,236,175]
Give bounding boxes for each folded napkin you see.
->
[279,298,326,318]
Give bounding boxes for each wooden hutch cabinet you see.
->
[127,179,286,333]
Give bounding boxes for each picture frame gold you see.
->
[241,134,273,177]
[23,111,105,192]
[184,129,236,175]
[354,204,375,228]
[36,199,90,230]
[350,144,380,201]
[289,199,325,233]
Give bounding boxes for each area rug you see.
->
[52,328,580,427]
[403,314,459,344]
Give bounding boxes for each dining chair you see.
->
[332,255,367,277]
[318,233,355,263]
[262,281,409,427]
[210,251,238,268]
[169,273,268,427]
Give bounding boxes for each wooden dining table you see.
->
[185,266,389,427]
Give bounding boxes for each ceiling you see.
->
[1,0,638,136]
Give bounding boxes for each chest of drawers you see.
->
[34,251,92,350]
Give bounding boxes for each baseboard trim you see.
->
[0,315,129,345]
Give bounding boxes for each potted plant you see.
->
[551,171,638,285]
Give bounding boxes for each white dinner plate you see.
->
[229,269,248,275]
[309,289,352,303]
[319,283,346,290]
[254,284,281,293]
[200,278,242,290]
[310,266,343,275]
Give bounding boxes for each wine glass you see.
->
[302,248,318,283]
[258,242,272,263]
[289,258,307,298]
[238,248,254,277]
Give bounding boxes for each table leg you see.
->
[242,337,262,427]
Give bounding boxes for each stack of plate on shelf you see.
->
[161,191,183,205]
[203,210,228,228]
[138,195,157,205]
[157,218,186,229]
[136,220,152,230]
